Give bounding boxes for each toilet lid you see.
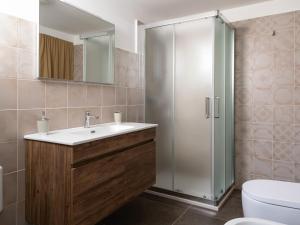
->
[242,180,300,209]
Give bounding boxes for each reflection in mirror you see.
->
[39,0,115,84]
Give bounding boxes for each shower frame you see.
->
[138,10,235,209]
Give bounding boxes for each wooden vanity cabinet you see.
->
[25,128,156,225]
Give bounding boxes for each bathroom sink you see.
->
[24,122,157,146]
[71,124,134,136]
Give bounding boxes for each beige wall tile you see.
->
[294,86,300,105]
[273,86,294,105]
[253,140,272,160]
[0,14,18,47]
[236,154,254,175]
[254,158,273,177]
[68,83,86,107]
[294,144,300,163]
[273,124,294,142]
[137,105,145,122]
[0,78,17,110]
[0,110,17,142]
[0,45,18,78]
[235,87,252,105]
[101,106,115,123]
[3,172,17,206]
[18,109,43,138]
[116,87,127,105]
[274,142,294,162]
[127,105,138,122]
[235,72,252,89]
[252,68,273,89]
[253,88,273,105]
[86,84,101,107]
[45,81,67,108]
[294,125,300,144]
[253,105,273,123]
[0,203,16,225]
[0,142,17,174]
[235,122,253,140]
[18,48,36,79]
[273,160,295,181]
[252,51,274,71]
[67,108,85,128]
[272,28,294,51]
[272,12,294,30]
[102,86,116,106]
[46,108,68,131]
[235,140,253,156]
[126,68,139,88]
[18,80,45,109]
[252,123,273,140]
[274,106,294,124]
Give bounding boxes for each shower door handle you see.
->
[214,96,220,118]
[205,97,210,119]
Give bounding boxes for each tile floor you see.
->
[98,190,243,225]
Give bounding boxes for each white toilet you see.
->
[242,179,300,225]
[225,218,285,225]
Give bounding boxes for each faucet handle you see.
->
[85,111,91,116]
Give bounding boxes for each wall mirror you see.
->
[39,0,115,84]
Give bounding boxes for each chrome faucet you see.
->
[84,111,99,128]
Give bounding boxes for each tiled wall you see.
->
[233,11,300,187]
[0,13,144,225]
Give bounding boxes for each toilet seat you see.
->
[242,180,300,209]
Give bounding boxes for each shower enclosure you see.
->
[140,11,235,205]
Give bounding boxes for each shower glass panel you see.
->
[145,25,174,191]
[224,23,235,190]
[174,18,214,199]
[213,18,226,200]
[143,14,235,204]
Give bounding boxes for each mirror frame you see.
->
[37,0,115,84]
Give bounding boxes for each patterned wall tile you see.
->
[252,123,273,140]
[253,140,273,160]
[253,105,273,123]
[273,161,295,181]
[273,142,294,161]
[273,124,294,142]
[254,158,273,177]
[233,11,298,183]
[273,106,294,124]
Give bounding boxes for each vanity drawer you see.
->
[72,128,156,164]
[71,141,155,225]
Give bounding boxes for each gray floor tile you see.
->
[101,195,188,225]
[173,209,225,225]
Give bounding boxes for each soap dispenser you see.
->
[37,111,49,134]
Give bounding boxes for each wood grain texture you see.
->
[72,128,156,164]
[26,128,156,225]
[25,141,73,225]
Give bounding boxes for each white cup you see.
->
[114,112,122,124]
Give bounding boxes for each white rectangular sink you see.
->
[24,122,157,146]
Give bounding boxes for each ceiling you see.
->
[98,0,270,23]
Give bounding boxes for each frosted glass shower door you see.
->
[145,25,174,190]
[174,18,214,199]
[213,19,235,200]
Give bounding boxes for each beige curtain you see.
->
[39,33,74,80]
